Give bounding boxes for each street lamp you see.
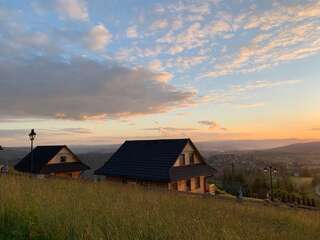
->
[29,129,36,152]
[264,166,277,201]
[28,129,36,173]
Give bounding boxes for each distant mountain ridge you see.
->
[267,141,320,153]
[195,139,316,152]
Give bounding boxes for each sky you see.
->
[0,0,320,146]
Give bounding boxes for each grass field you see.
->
[290,176,320,203]
[0,175,320,240]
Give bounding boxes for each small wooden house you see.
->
[95,139,216,193]
[15,145,89,178]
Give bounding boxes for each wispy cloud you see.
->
[126,25,139,38]
[150,19,168,31]
[198,121,227,131]
[310,128,320,131]
[143,127,198,132]
[86,24,112,51]
[201,2,320,79]
[56,0,88,21]
[201,80,301,104]
[236,102,265,109]
[0,128,91,138]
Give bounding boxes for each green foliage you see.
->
[0,175,320,240]
[312,175,320,186]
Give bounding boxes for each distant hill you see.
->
[267,141,320,153]
[196,139,314,152]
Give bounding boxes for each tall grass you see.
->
[0,175,319,240]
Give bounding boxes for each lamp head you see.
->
[29,129,36,141]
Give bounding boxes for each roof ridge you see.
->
[35,145,66,147]
[125,138,189,142]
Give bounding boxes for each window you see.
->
[186,179,191,191]
[195,177,200,189]
[60,156,67,163]
[190,152,194,165]
[179,154,185,166]
[122,178,128,184]
[170,182,178,191]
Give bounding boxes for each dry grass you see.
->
[0,175,320,240]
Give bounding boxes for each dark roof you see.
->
[14,145,89,174]
[95,138,215,181]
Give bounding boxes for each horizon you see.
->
[2,137,319,149]
[1,0,320,146]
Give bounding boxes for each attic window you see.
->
[60,156,67,163]
[190,152,194,165]
[179,154,185,166]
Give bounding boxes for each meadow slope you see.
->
[0,175,320,240]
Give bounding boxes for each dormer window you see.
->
[179,154,185,166]
[190,152,195,165]
[60,156,67,163]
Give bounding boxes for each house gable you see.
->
[47,147,79,164]
[173,141,204,167]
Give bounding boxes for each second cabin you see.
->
[95,138,216,193]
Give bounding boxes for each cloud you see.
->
[86,24,112,51]
[17,32,49,47]
[143,127,197,132]
[243,1,320,31]
[236,102,265,109]
[142,126,198,138]
[207,20,231,34]
[150,19,168,31]
[310,128,320,131]
[58,128,92,134]
[0,128,91,138]
[148,60,163,71]
[198,121,227,131]
[172,19,183,30]
[126,26,138,38]
[230,80,301,92]
[56,0,88,21]
[153,72,173,83]
[166,55,208,70]
[167,2,211,16]
[168,45,184,55]
[0,57,195,120]
[201,5,320,79]
[201,80,301,105]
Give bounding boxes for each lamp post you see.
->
[264,166,277,201]
[28,129,36,173]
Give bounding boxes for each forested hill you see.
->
[267,141,320,153]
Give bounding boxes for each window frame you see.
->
[60,156,67,163]
[179,154,185,166]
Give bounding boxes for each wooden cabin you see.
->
[15,145,89,178]
[95,139,216,193]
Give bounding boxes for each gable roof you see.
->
[94,138,215,181]
[14,145,89,174]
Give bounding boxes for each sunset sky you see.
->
[0,0,320,146]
